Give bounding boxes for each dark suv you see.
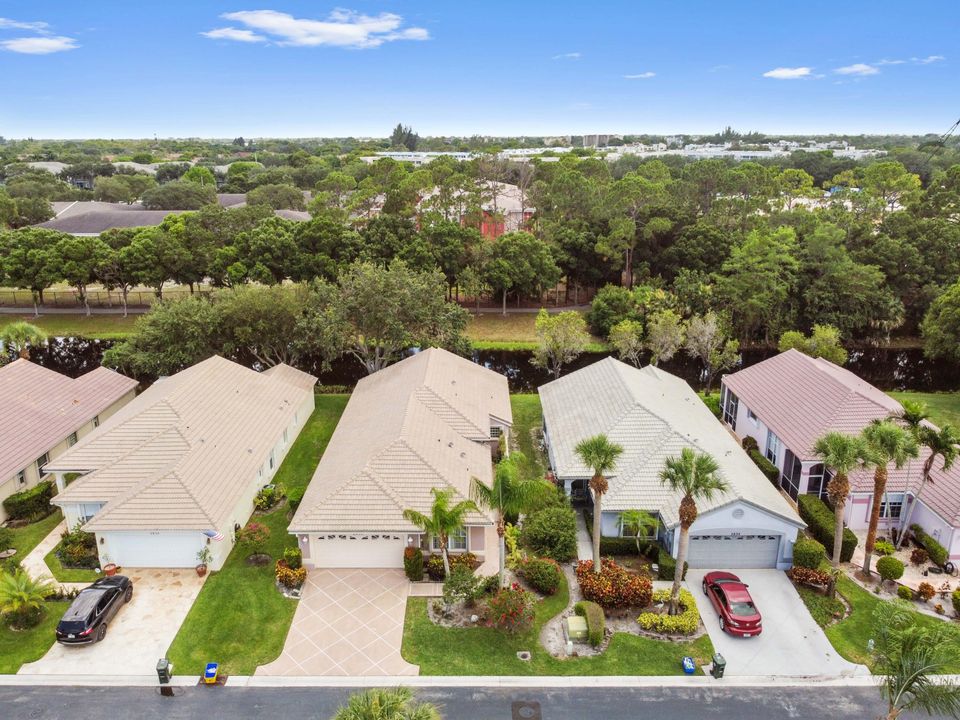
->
[56,576,133,645]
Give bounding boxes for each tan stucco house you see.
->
[0,359,137,522]
[290,348,512,569]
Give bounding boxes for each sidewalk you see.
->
[575,510,592,562]
[21,520,87,593]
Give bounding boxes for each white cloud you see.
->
[552,52,581,60]
[202,27,266,43]
[762,66,812,80]
[0,35,78,54]
[834,62,879,76]
[0,17,49,32]
[624,71,655,79]
[877,58,906,65]
[205,9,429,49]
[914,54,945,64]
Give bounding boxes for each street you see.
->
[0,684,944,720]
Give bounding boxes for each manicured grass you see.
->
[401,573,714,675]
[166,395,347,676]
[0,601,70,674]
[796,586,846,627]
[467,312,607,352]
[43,547,100,583]
[510,394,548,480]
[1,314,139,340]
[6,511,62,567]
[889,391,960,430]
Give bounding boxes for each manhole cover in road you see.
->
[512,701,542,720]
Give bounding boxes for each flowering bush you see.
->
[425,555,446,581]
[917,582,936,602]
[521,557,563,595]
[575,559,652,609]
[275,560,306,589]
[485,583,535,633]
[637,589,699,635]
[787,566,831,586]
[236,522,271,555]
[449,552,479,572]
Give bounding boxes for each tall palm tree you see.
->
[659,448,728,614]
[619,509,659,556]
[472,451,552,587]
[860,420,918,576]
[333,687,442,720]
[0,570,54,628]
[574,434,624,574]
[898,423,960,550]
[403,488,478,577]
[891,400,930,549]
[813,431,865,567]
[0,321,45,360]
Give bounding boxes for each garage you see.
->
[685,533,781,569]
[100,530,204,568]
[308,533,406,569]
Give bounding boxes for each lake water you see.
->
[20,337,960,393]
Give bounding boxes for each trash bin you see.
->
[711,653,726,679]
[682,656,696,675]
[157,658,172,684]
[204,662,219,685]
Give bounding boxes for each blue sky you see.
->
[0,1,957,138]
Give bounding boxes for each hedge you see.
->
[910,524,948,567]
[953,588,960,617]
[2,480,54,521]
[403,547,424,581]
[520,505,578,562]
[637,588,700,635]
[793,537,827,570]
[657,547,688,582]
[574,600,605,647]
[748,449,780,485]
[797,495,857,563]
[521,557,562,595]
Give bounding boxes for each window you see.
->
[879,494,904,519]
[490,426,502,438]
[283,428,289,444]
[747,408,758,424]
[269,451,275,470]
[15,470,26,488]
[67,432,78,447]
[36,453,49,471]
[765,431,782,465]
[780,450,802,500]
[806,464,829,499]
[721,388,739,430]
[93,415,100,428]
[433,528,468,552]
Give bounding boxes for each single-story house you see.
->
[47,356,316,570]
[539,357,804,570]
[290,348,512,569]
[721,348,960,561]
[0,359,137,522]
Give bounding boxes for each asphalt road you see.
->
[0,684,945,720]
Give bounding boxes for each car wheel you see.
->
[702,580,707,596]
[719,616,725,632]
[124,586,133,603]
[96,624,107,642]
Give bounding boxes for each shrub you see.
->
[953,589,960,617]
[574,600,605,646]
[741,436,759,452]
[287,488,304,514]
[520,505,577,562]
[275,560,306,589]
[637,589,700,635]
[897,585,914,601]
[484,584,535,634]
[449,552,479,572]
[504,524,524,569]
[797,495,858,563]
[60,524,96,549]
[254,484,282,511]
[787,566,831,586]
[425,554,446,581]
[874,539,895,556]
[657,548,688,581]
[910,547,929,566]
[442,566,483,607]
[917,582,936,602]
[478,574,500,596]
[748,449,780,484]
[0,527,14,550]
[2,481,54,521]
[701,392,721,419]
[793,537,827,570]
[910,524,948,567]
[236,522,271,555]
[876,555,905,583]
[403,547,424,581]
[596,536,656,557]
[521,557,563,595]
[576,558,652,609]
[283,547,302,570]
[935,603,945,615]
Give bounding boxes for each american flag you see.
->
[203,529,225,541]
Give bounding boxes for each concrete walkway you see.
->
[575,510,593,562]
[21,520,87,593]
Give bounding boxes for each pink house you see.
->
[720,349,960,562]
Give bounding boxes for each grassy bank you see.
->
[1,313,139,340]
[467,312,607,352]
[0,601,70,674]
[889,391,960,429]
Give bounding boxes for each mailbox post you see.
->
[157,657,174,697]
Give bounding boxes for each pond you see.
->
[19,337,960,394]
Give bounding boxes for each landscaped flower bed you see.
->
[575,558,652,610]
[636,589,701,636]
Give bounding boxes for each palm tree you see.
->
[860,420,918,576]
[0,321,45,360]
[619,509,659,556]
[472,451,552,587]
[0,570,54,628]
[813,431,865,567]
[898,423,960,550]
[659,448,728,614]
[891,400,930,549]
[574,434,624,574]
[403,488,478,577]
[333,687,442,720]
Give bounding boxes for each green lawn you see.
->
[6,511,62,567]
[889,391,960,429]
[0,601,70,674]
[510,394,548,480]
[467,312,607,352]
[2,314,140,340]
[43,547,100,583]
[166,394,348,676]
[402,573,714,675]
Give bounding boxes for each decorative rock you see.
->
[470,614,479,623]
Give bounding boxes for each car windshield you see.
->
[729,601,756,616]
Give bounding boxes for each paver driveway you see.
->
[19,568,205,676]
[685,569,869,678]
[257,569,418,676]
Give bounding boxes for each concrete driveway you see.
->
[18,568,205,676]
[684,569,868,678]
[257,569,418,677]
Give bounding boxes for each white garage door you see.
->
[686,534,781,569]
[309,534,406,569]
[105,531,202,568]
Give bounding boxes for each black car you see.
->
[56,575,133,645]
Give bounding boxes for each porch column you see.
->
[53,472,66,493]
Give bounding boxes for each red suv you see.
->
[702,571,762,637]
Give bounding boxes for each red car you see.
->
[702,571,762,637]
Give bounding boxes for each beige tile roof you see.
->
[0,359,137,483]
[290,348,511,533]
[539,357,803,528]
[50,356,316,532]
